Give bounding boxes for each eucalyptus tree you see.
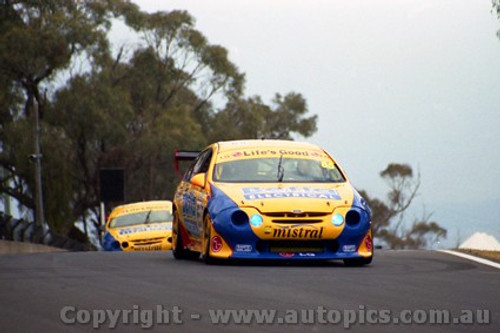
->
[208,92,317,141]
[1,0,318,242]
[493,0,500,38]
[0,0,134,232]
[361,163,447,249]
[107,9,245,201]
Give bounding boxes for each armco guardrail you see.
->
[0,213,96,251]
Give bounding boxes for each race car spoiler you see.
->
[174,150,200,179]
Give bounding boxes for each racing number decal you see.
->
[321,160,334,169]
[211,235,223,252]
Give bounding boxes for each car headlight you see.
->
[249,214,263,227]
[331,213,344,226]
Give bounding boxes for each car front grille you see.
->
[130,237,165,245]
[263,212,329,224]
[271,219,323,224]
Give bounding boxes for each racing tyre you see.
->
[343,256,373,266]
[172,211,199,260]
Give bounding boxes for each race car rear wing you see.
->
[174,150,200,179]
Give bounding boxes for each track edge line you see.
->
[437,250,500,270]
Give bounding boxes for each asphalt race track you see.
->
[0,250,498,332]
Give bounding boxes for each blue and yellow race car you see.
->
[172,140,373,265]
[101,200,173,251]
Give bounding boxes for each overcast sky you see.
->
[123,0,500,243]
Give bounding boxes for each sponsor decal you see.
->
[364,235,373,251]
[182,192,203,218]
[242,187,341,201]
[183,218,200,237]
[218,149,328,161]
[133,244,163,251]
[218,149,277,161]
[121,206,170,214]
[235,244,253,252]
[118,224,172,235]
[263,226,273,235]
[211,235,223,252]
[181,192,204,237]
[298,253,316,257]
[342,244,357,252]
[272,224,324,239]
[279,252,296,258]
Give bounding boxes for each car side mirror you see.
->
[191,173,206,187]
[191,173,206,188]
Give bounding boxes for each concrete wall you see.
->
[0,240,66,254]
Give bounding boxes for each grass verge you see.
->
[454,249,500,263]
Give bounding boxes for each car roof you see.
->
[111,200,172,216]
[116,200,172,208]
[215,139,325,153]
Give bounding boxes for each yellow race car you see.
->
[101,200,173,251]
[172,140,373,265]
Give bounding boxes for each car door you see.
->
[179,148,213,243]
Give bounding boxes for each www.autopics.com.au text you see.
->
[59,305,491,329]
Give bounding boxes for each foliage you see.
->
[0,0,318,241]
[208,93,317,141]
[361,164,447,249]
[0,0,118,233]
[493,0,500,38]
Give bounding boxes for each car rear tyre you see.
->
[172,211,199,260]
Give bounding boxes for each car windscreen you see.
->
[212,157,346,183]
[109,210,173,228]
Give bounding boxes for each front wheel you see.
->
[172,211,199,260]
[343,256,373,266]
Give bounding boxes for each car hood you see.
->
[108,222,172,240]
[213,182,354,214]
